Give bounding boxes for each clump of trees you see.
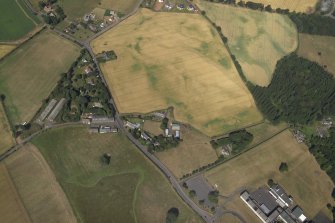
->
[250,54,335,124]
[279,162,289,172]
[39,0,66,25]
[208,190,219,204]
[211,129,253,154]
[166,208,179,223]
[160,117,169,130]
[101,153,111,165]
[49,50,114,122]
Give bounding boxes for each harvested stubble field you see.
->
[32,126,202,223]
[92,9,262,136]
[0,103,15,154]
[157,125,217,178]
[0,45,16,59]
[205,130,334,220]
[0,0,39,41]
[3,145,77,223]
[297,33,335,77]
[0,30,80,124]
[196,0,298,86]
[244,0,319,13]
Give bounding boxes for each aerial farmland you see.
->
[32,126,202,223]
[196,0,298,86]
[92,8,262,136]
[0,30,80,124]
[0,0,334,222]
[0,0,40,41]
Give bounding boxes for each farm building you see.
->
[91,116,115,124]
[141,132,151,141]
[269,184,293,208]
[125,121,141,130]
[240,184,307,223]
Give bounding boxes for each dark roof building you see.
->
[250,187,279,215]
[292,206,307,222]
[279,211,296,223]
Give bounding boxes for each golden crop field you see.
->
[0,103,15,154]
[157,125,217,178]
[92,9,262,136]
[0,44,16,59]
[0,30,80,124]
[246,0,319,13]
[297,33,335,77]
[0,164,31,223]
[196,0,298,86]
[4,144,77,223]
[205,130,334,219]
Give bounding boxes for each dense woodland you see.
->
[250,54,335,124]
[309,128,335,182]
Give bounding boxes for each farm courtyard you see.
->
[196,0,298,86]
[92,9,262,137]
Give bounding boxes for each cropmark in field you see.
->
[196,0,298,86]
[92,9,262,137]
[0,30,80,124]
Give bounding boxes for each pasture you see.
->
[32,126,202,223]
[99,0,141,14]
[205,130,334,219]
[4,145,77,223]
[0,103,15,154]
[297,33,335,77]
[196,0,298,86]
[244,0,319,13]
[157,125,217,178]
[92,9,262,136]
[0,164,30,223]
[0,30,80,124]
[0,45,16,59]
[0,0,39,41]
[59,0,100,19]
[218,214,241,223]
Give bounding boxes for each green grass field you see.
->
[59,0,100,20]
[195,0,298,86]
[0,30,80,124]
[0,0,39,41]
[32,126,202,223]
